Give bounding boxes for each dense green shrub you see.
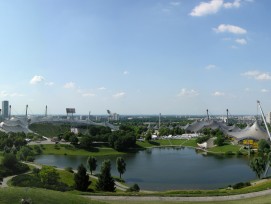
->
[232,182,251,189]
[127,183,140,192]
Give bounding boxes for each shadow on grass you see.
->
[148,141,160,146]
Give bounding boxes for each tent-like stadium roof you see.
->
[0,117,32,134]
[184,119,269,141]
[227,120,269,141]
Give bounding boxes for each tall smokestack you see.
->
[159,113,161,129]
[26,104,28,118]
[206,109,209,121]
[45,105,47,117]
[9,105,11,119]
[226,109,229,125]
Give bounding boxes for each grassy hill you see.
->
[0,187,105,204]
[29,123,70,137]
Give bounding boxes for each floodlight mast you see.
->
[257,100,271,140]
[258,100,271,177]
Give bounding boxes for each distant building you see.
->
[2,101,9,119]
[267,112,271,124]
[112,113,119,121]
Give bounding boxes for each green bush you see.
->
[127,183,140,192]
[11,174,43,188]
[225,151,235,155]
[232,182,251,189]
[65,167,74,173]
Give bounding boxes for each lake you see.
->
[35,147,257,191]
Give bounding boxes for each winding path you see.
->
[87,188,271,202]
[0,162,129,191]
[2,161,271,202]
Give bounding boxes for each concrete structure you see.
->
[0,117,32,133]
[184,118,269,144]
[2,101,9,119]
[227,120,269,143]
[266,112,271,124]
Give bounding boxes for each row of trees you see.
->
[87,156,126,179]
[196,128,226,146]
[75,156,126,192]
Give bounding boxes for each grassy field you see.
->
[37,144,125,156]
[136,140,245,155]
[208,145,242,154]
[28,123,70,137]
[97,194,271,204]
[136,139,197,149]
[0,187,105,204]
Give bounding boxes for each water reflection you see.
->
[35,147,257,191]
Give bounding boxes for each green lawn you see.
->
[136,139,197,149]
[208,145,243,154]
[38,144,124,156]
[136,140,245,155]
[98,194,271,204]
[0,187,105,204]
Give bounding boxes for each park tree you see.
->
[96,160,115,192]
[145,131,152,142]
[17,146,34,161]
[258,139,270,156]
[2,153,18,169]
[116,157,126,179]
[69,135,79,145]
[214,134,225,146]
[87,156,97,175]
[74,164,91,191]
[39,166,60,185]
[80,136,93,150]
[250,157,266,179]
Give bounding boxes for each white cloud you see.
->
[113,92,126,98]
[205,64,217,70]
[242,71,271,81]
[45,82,54,86]
[98,87,106,90]
[0,91,24,98]
[213,24,247,34]
[235,38,247,45]
[212,91,225,96]
[170,2,181,6]
[123,70,129,75]
[244,88,251,92]
[190,0,252,17]
[178,88,199,97]
[224,0,241,8]
[261,89,269,93]
[64,82,75,89]
[190,0,223,16]
[29,75,45,85]
[82,93,96,97]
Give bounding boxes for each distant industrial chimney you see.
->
[45,105,48,117]
[26,104,28,118]
[226,109,229,125]
[9,105,11,119]
[159,113,161,129]
[206,109,209,121]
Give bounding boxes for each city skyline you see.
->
[0,0,270,115]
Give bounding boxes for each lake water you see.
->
[35,147,257,191]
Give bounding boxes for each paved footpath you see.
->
[87,189,271,202]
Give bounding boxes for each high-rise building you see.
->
[2,101,9,119]
[267,112,271,124]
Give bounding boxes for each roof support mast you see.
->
[257,100,271,177]
[257,100,271,140]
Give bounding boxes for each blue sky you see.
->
[0,0,270,115]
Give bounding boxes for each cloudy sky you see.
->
[0,0,270,115]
